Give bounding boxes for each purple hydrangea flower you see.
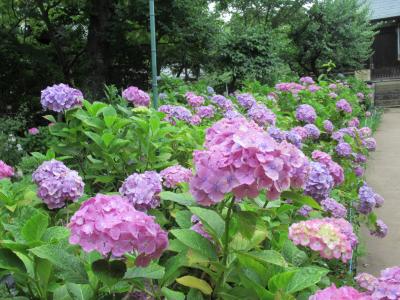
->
[300,76,315,85]
[158,93,167,100]
[363,138,376,152]
[354,153,367,163]
[286,130,303,149]
[348,117,360,128]
[207,86,215,95]
[224,110,242,119]
[370,267,400,299]
[328,92,338,98]
[122,86,150,107]
[357,92,365,100]
[309,285,371,300]
[297,205,313,217]
[321,198,347,218]
[370,219,388,238]
[336,142,352,157]
[308,85,320,93]
[190,115,202,125]
[295,104,317,124]
[185,92,205,107]
[41,83,83,112]
[323,120,334,133]
[268,126,287,143]
[211,95,234,111]
[336,99,352,113]
[68,194,168,266]
[160,165,192,188]
[32,160,84,209]
[304,162,334,202]
[247,103,276,126]
[196,105,215,119]
[304,124,320,140]
[358,184,376,214]
[236,93,256,109]
[119,171,162,211]
[375,193,384,208]
[329,83,337,89]
[354,166,364,177]
[158,105,192,123]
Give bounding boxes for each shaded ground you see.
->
[358,108,400,276]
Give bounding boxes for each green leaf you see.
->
[30,244,88,283]
[161,287,185,300]
[281,191,321,209]
[189,207,225,238]
[66,283,94,300]
[99,106,117,128]
[282,240,308,267]
[187,288,205,300]
[268,270,296,293]
[0,249,25,272]
[91,259,127,287]
[239,272,274,300]
[83,131,102,146]
[42,226,70,242]
[174,210,193,228]
[21,212,49,242]
[285,266,329,294]
[160,192,196,206]
[176,275,213,295]
[244,250,288,267]
[124,263,165,279]
[235,211,257,239]
[36,258,52,295]
[53,286,73,300]
[43,115,57,123]
[170,229,218,260]
[101,132,115,147]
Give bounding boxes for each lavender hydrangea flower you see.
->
[304,162,334,202]
[358,184,376,214]
[299,76,315,85]
[297,205,313,217]
[158,93,167,100]
[122,86,150,107]
[355,272,378,292]
[370,267,400,299]
[207,86,215,94]
[370,219,388,238]
[196,105,215,119]
[68,194,168,266]
[160,165,192,188]
[336,142,352,157]
[159,105,192,123]
[336,99,352,113]
[348,117,360,128]
[357,92,365,100]
[32,160,84,209]
[236,93,256,109]
[119,171,162,211]
[354,153,367,163]
[363,138,377,152]
[247,103,276,126]
[354,166,364,177]
[329,83,337,89]
[268,126,287,142]
[321,198,347,218]
[286,130,303,149]
[328,92,338,98]
[304,124,320,139]
[295,104,317,124]
[310,285,371,300]
[308,85,320,93]
[211,95,234,111]
[374,193,384,208]
[323,120,334,133]
[224,110,242,119]
[41,83,83,112]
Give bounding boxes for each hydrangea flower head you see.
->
[289,218,357,262]
[185,92,205,107]
[336,99,352,113]
[160,165,192,188]
[0,161,14,179]
[304,124,320,139]
[304,162,334,202]
[211,95,234,111]
[348,117,360,128]
[359,127,372,138]
[375,193,384,208]
[328,92,338,98]
[190,117,309,206]
[295,104,316,124]
[336,142,352,157]
[41,83,83,112]
[268,126,287,143]
[358,183,377,214]
[28,127,40,135]
[119,171,162,211]
[363,138,377,152]
[370,219,388,238]
[275,82,304,94]
[354,166,364,177]
[297,205,313,217]
[369,267,400,299]
[224,109,242,119]
[308,84,320,93]
[68,194,168,266]
[310,285,372,300]
[357,92,365,100]
[321,198,347,218]
[247,103,276,126]
[236,93,256,109]
[122,86,150,107]
[196,105,215,119]
[312,150,344,186]
[355,273,378,292]
[299,76,315,85]
[159,105,192,123]
[323,120,334,133]
[32,160,84,209]
[190,115,202,125]
[291,126,308,140]
[207,86,215,95]
[329,83,337,89]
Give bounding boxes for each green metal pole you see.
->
[149,0,158,109]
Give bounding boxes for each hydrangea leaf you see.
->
[176,275,212,295]
[161,287,185,300]
[189,207,225,238]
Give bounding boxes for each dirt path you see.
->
[358,108,400,276]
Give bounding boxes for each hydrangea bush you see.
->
[0,77,390,299]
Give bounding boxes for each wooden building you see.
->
[370,0,400,80]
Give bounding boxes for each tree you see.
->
[289,0,376,75]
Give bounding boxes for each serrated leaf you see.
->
[21,212,49,242]
[66,283,94,300]
[171,229,217,260]
[244,250,288,267]
[161,287,185,300]
[124,263,165,279]
[285,266,329,293]
[160,192,196,206]
[176,275,212,295]
[42,226,70,242]
[91,259,127,287]
[189,207,225,238]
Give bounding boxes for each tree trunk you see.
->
[85,0,114,100]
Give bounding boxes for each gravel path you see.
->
[358,108,400,276]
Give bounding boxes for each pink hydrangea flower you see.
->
[190,115,202,125]
[119,171,162,211]
[364,267,400,300]
[299,76,315,85]
[28,127,40,135]
[68,194,168,266]
[160,165,192,188]
[329,83,337,89]
[185,92,205,107]
[356,273,378,292]
[122,86,150,107]
[310,284,372,300]
[32,160,84,209]
[190,117,309,206]
[0,160,14,179]
[289,218,357,262]
[308,84,320,93]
